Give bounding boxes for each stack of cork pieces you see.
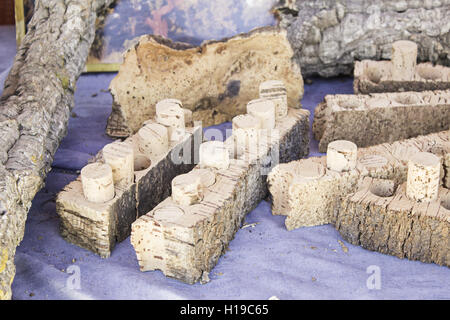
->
[56,100,201,258]
[313,40,450,151]
[131,80,310,283]
[268,130,450,266]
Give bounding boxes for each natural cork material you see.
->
[268,130,450,231]
[313,90,450,152]
[337,178,449,267]
[57,118,202,258]
[106,27,304,138]
[131,107,310,283]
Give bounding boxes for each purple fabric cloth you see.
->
[1,26,449,299]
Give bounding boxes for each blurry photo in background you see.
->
[15,0,279,71]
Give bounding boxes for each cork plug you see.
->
[81,163,115,203]
[232,114,261,155]
[102,142,134,187]
[137,122,169,158]
[259,80,288,119]
[406,152,441,202]
[391,40,417,81]
[155,99,185,141]
[199,141,230,170]
[172,173,203,206]
[247,98,276,130]
[326,140,357,172]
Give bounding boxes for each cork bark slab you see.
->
[313,90,450,153]
[106,27,304,138]
[268,130,450,231]
[0,0,115,300]
[131,108,310,284]
[337,178,449,267]
[56,125,202,258]
[354,61,450,94]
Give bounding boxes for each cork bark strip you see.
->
[0,0,114,300]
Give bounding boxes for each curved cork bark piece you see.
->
[0,0,114,300]
[106,27,304,138]
[354,61,450,94]
[131,108,310,284]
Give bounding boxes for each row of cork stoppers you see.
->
[298,138,447,204]
[80,98,193,204]
[231,80,288,155]
[168,80,288,207]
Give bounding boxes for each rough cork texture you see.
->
[337,178,449,267]
[131,108,310,284]
[268,130,450,231]
[0,0,114,300]
[354,61,450,93]
[274,0,450,77]
[313,90,450,153]
[106,26,304,138]
[56,125,202,258]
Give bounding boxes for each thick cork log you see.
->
[136,123,169,159]
[102,142,134,187]
[391,40,418,81]
[353,60,450,94]
[337,178,449,267]
[259,80,288,119]
[131,108,310,283]
[313,90,450,152]
[247,98,276,130]
[406,152,441,202]
[155,99,186,142]
[326,140,357,172]
[172,173,203,206]
[80,163,115,203]
[268,130,450,231]
[199,141,230,170]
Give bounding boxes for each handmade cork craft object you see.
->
[56,100,202,258]
[313,89,450,152]
[268,130,450,266]
[131,81,310,284]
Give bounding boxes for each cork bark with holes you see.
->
[312,90,450,153]
[0,0,114,300]
[56,126,202,258]
[354,61,450,94]
[268,130,450,231]
[131,108,309,284]
[336,178,449,266]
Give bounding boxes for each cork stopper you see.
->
[102,142,134,187]
[136,122,169,158]
[172,173,203,206]
[326,140,357,172]
[391,40,417,81]
[259,80,288,119]
[232,114,261,155]
[155,99,185,141]
[191,168,216,188]
[199,141,230,170]
[80,163,115,203]
[406,152,441,202]
[247,98,276,130]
